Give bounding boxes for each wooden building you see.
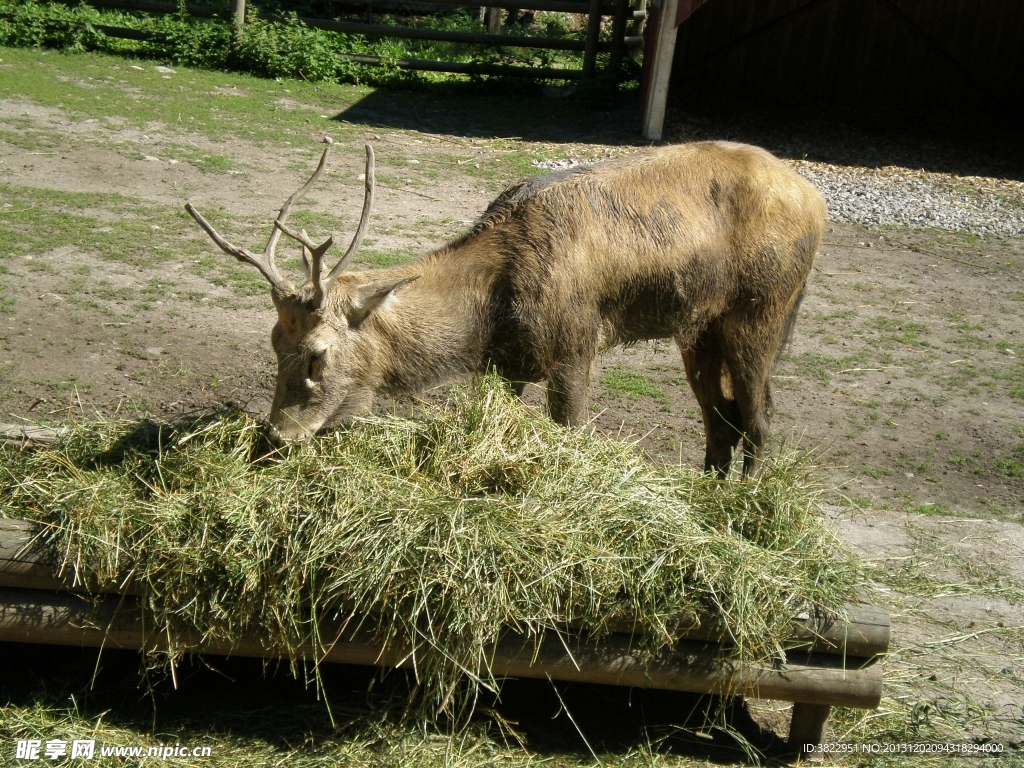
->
[641,0,1024,135]
[668,0,1024,122]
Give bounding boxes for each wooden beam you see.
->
[640,0,680,140]
[608,0,631,78]
[0,423,62,448]
[582,0,605,78]
[0,587,884,708]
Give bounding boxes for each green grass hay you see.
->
[0,376,862,719]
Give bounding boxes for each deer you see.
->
[185,137,825,477]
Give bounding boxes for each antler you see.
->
[327,144,375,281]
[274,144,375,305]
[184,138,375,307]
[184,203,287,288]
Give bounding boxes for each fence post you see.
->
[640,0,678,140]
[629,0,647,36]
[608,0,629,78]
[486,7,501,33]
[232,0,245,34]
[582,0,602,78]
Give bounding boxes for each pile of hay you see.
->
[0,377,861,718]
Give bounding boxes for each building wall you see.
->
[669,0,1024,121]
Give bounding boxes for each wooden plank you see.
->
[882,0,1012,115]
[0,423,63,448]
[582,0,604,77]
[715,0,746,91]
[834,0,869,105]
[0,587,884,708]
[729,0,760,87]
[1001,1,1024,108]
[935,0,961,104]
[608,0,631,77]
[868,0,901,107]
[810,0,840,104]
[708,0,735,66]
[861,0,894,104]
[640,0,680,141]
[664,0,1022,117]
[874,0,909,106]
[675,0,836,74]
[974,0,1006,86]
[290,16,636,51]
[0,519,890,659]
[760,3,796,100]
[677,0,709,64]
[818,0,851,107]
[782,0,818,103]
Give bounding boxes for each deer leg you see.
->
[546,358,592,427]
[722,331,776,479]
[679,332,743,477]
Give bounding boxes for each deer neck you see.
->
[366,247,499,397]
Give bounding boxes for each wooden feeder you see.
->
[0,515,888,755]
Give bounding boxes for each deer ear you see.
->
[347,275,420,326]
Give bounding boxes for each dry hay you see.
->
[0,376,863,719]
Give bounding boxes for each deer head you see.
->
[186,138,414,446]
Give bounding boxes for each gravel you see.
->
[792,161,1024,237]
[532,156,1024,237]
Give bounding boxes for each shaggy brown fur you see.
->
[261,141,825,477]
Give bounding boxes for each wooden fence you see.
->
[52,0,648,80]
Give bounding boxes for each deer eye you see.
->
[307,350,326,383]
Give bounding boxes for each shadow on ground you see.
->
[334,81,645,146]
[0,642,790,764]
[335,81,1024,181]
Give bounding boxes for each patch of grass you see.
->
[780,350,871,386]
[603,368,666,400]
[906,501,954,516]
[287,209,345,232]
[0,46,626,159]
[0,185,294,299]
[0,183,184,268]
[870,316,929,347]
[996,442,1024,478]
[0,281,14,314]
[163,146,236,174]
[0,126,64,150]
[861,466,892,479]
[354,247,419,268]
[0,46,363,146]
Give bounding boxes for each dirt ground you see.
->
[1,48,1023,756]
